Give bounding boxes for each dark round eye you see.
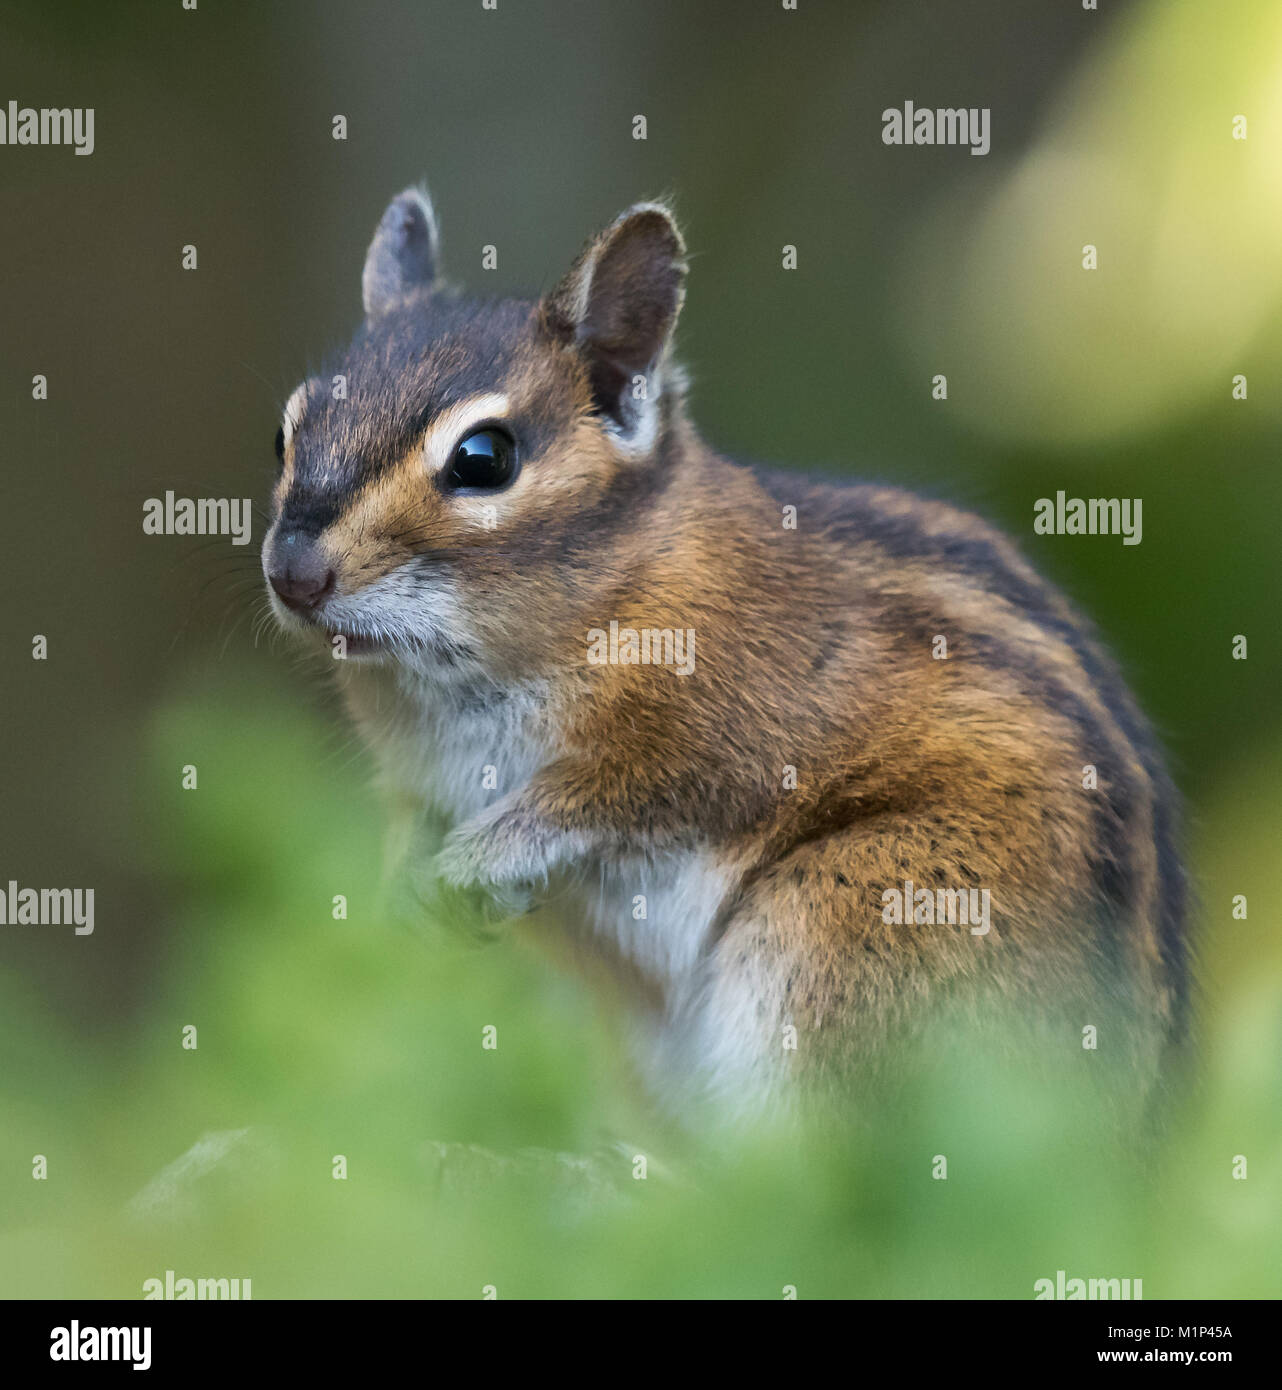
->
[274,425,286,462]
[445,427,517,491]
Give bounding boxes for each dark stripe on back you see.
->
[749,471,1185,1012]
[866,601,1138,942]
[824,486,1187,1030]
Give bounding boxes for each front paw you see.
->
[387,853,528,939]
[434,802,564,892]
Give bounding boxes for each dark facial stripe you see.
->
[282,296,572,535]
[278,493,344,536]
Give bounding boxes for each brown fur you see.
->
[263,191,1187,1122]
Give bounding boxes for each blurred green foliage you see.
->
[1,667,1278,1299]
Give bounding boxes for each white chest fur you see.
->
[557,852,780,1118]
[359,667,554,825]
[347,664,774,1115]
[567,851,733,991]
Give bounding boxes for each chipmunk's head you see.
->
[263,187,687,677]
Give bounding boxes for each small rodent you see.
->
[263,188,1188,1126]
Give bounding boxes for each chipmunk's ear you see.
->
[362,187,440,318]
[543,202,686,443]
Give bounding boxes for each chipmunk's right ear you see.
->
[361,187,441,318]
[542,202,686,445]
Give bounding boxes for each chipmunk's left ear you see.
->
[362,187,441,318]
[542,202,686,443]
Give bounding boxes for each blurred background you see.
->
[0,0,1278,1297]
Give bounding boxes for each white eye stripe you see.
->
[422,393,511,474]
[281,382,310,447]
[280,386,512,471]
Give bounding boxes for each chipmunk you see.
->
[263,188,1188,1126]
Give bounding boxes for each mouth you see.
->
[269,592,462,668]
